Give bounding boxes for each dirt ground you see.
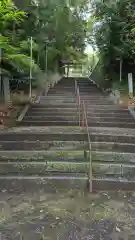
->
[0,181,135,240]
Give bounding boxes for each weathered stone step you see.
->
[40,97,75,100]
[80,101,114,105]
[0,141,88,151]
[39,100,76,104]
[0,160,134,177]
[87,117,135,123]
[32,103,77,108]
[92,141,135,153]
[85,105,126,109]
[92,164,135,178]
[2,132,135,144]
[41,96,75,99]
[0,161,89,175]
[0,133,87,141]
[89,126,135,137]
[87,121,135,128]
[93,159,135,165]
[23,116,79,121]
[79,97,108,100]
[0,150,85,161]
[47,93,75,96]
[28,108,77,113]
[1,140,134,152]
[0,177,135,191]
[86,108,128,113]
[91,134,135,143]
[6,126,82,133]
[26,111,78,116]
[92,151,135,162]
[47,90,75,94]
[87,113,132,118]
[47,90,75,93]
[20,120,79,126]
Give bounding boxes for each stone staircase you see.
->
[77,78,135,182]
[21,78,79,126]
[0,77,135,191]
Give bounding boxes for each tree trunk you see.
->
[67,65,69,77]
[3,77,11,103]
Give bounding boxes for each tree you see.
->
[91,0,135,85]
[0,0,88,103]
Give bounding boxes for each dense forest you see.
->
[90,0,135,89]
[1,0,135,98]
[0,0,90,101]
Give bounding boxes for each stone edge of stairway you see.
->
[17,104,30,122]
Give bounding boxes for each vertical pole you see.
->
[128,73,133,99]
[45,42,48,75]
[89,152,93,193]
[82,101,85,128]
[29,37,32,99]
[75,79,77,96]
[120,58,122,82]
[78,95,80,127]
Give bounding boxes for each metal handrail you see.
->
[74,80,92,192]
[77,87,80,126]
[75,80,81,126]
[82,100,92,193]
[75,79,77,95]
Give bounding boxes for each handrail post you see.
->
[82,100,93,193]
[78,94,80,127]
[82,101,85,128]
[89,151,93,193]
[75,79,77,96]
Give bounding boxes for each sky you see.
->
[85,44,94,54]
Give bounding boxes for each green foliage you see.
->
[0,0,88,90]
[91,0,135,84]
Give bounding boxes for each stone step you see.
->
[79,97,109,100]
[0,133,87,141]
[85,105,126,109]
[23,116,79,121]
[80,101,114,105]
[47,92,75,95]
[91,134,135,143]
[29,108,77,113]
[87,113,132,118]
[92,151,135,162]
[24,115,134,123]
[0,161,134,177]
[92,164,135,178]
[32,104,77,108]
[0,177,135,191]
[39,100,76,104]
[0,141,88,151]
[92,141,135,153]
[0,139,135,152]
[41,96,75,99]
[0,150,85,162]
[86,117,135,123]
[89,126,135,136]
[87,121,135,128]
[20,120,79,126]
[0,161,89,175]
[27,112,132,119]
[86,109,129,114]
[20,120,135,127]
[47,90,75,93]
[1,132,135,143]
[26,111,78,116]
